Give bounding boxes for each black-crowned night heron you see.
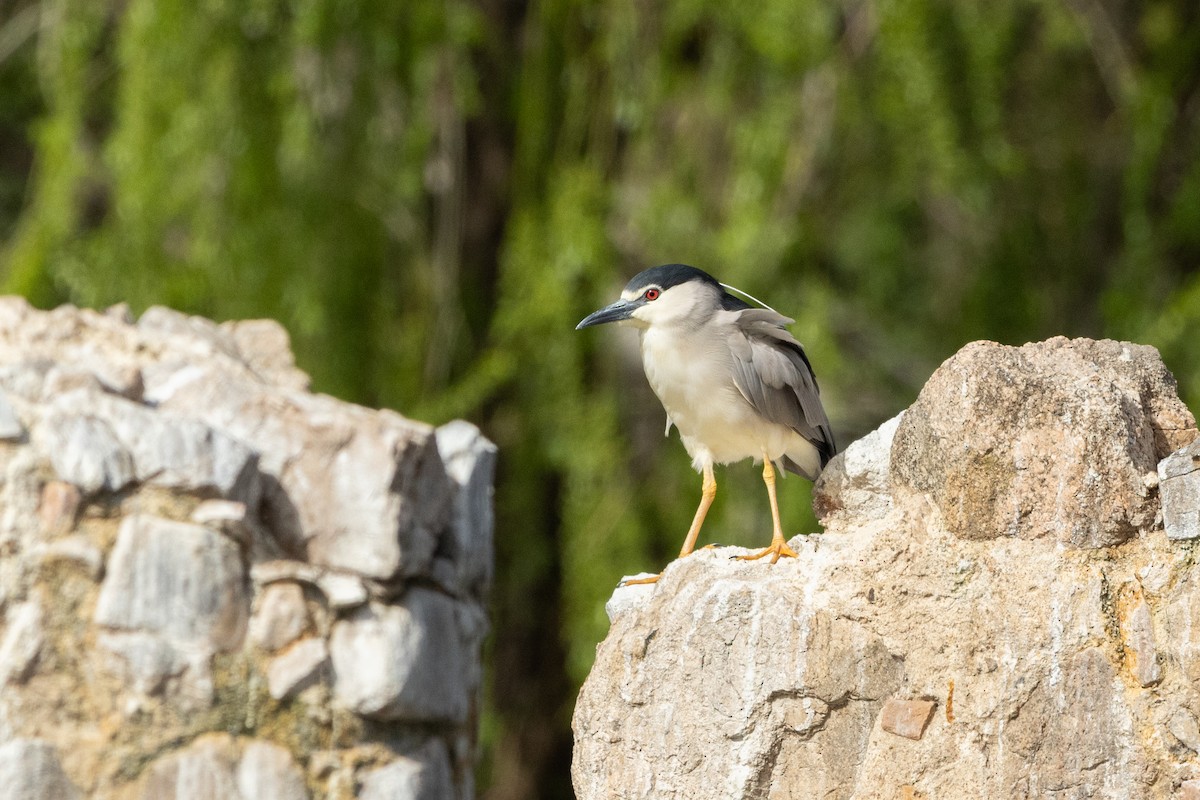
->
[577,264,836,583]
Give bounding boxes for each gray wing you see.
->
[728,308,837,475]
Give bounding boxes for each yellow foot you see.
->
[620,573,661,586]
[736,537,799,565]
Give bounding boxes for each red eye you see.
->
[644,288,660,301]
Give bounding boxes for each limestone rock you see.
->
[94,514,248,651]
[359,740,454,800]
[0,299,490,800]
[433,421,498,598]
[1159,438,1200,540]
[0,739,80,800]
[879,698,935,740]
[139,734,309,800]
[249,582,309,652]
[267,638,328,700]
[237,741,308,800]
[814,412,902,529]
[330,590,477,723]
[0,599,43,685]
[573,337,1200,800]
[891,338,1197,547]
[142,366,451,581]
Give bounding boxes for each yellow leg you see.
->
[621,464,717,586]
[737,457,798,564]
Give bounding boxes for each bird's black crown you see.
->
[624,264,720,294]
[626,264,750,311]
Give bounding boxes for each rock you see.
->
[1182,779,1200,800]
[572,338,1200,800]
[190,499,251,545]
[141,365,453,581]
[267,638,329,700]
[1117,582,1162,687]
[140,734,240,799]
[1167,708,1200,754]
[0,600,43,685]
[236,741,308,800]
[434,421,498,597]
[0,389,24,440]
[1159,439,1200,540]
[250,560,368,611]
[38,481,81,534]
[814,412,903,529]
[35,534,104,579]
[0,739,80,800]
[879,698,936,740]
[330,590,476,723]
[604,578,657,622]
[890,338,1197,548]
[359,740,453,800]
[249,582,309,652]
[220,319,310,392]
[94,514,248,651]
[42,414,134,493]
[0,299,491,800]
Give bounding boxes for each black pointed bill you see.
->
[576,298,641,330]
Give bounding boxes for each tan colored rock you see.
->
[1182,779,1200,800]
[0,739,80,800]
[879,698,935,740]
[267,638,328,700]
[890,338,1197,548]
[38,481,80,534]
[573,337,1200,800]
[249,582,309,652]
[1117,581,1162,687]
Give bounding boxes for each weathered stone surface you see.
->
[359,740,454,800]
[331,590,476,723]
[42,414,134,493]
[0,299,490,800]
[143,367,452,581]
[94,514,248,651]
[1182,779,1200,800]
[890,338,1197,547]
[0,389,24,440]
[573,338,1200,800]
[249,582,309,652]
[814,412,903,528]
[267,638,328,700]
[0,739,80,800]
[38,481,80,534]
[236,741,308,800]
[1117,582,1162,687]
[0,599,43,685]
[879,698,935,740]
[1159,438,1200,540]
[141,734,310,800]
[43,389,260,502]
[433,421,498,598]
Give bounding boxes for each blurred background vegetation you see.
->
[2,0,1199,796]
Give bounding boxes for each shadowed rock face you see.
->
[0,298,495,799]
[573,337,1200,800]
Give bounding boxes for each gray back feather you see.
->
[728,308,836,475]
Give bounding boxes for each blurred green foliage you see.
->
[2,0,1199,797]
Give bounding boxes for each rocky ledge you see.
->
[573,337,1200,800]
[0,298,494,799]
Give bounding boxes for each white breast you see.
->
[639,325,801,470]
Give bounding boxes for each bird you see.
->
[576,264,836,583]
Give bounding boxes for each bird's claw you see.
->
[736,537,799,564]
[619,573,661,586]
